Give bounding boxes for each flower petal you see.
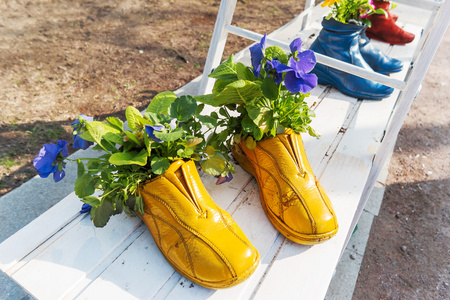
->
[250,34,267,77]
[145,125,164,143]
[80,203,92,214]
[57,140,69,157]
[215,173,233,185]
[289,38,303,55]
[53,168,66,183]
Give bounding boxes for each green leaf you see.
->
[194,94,217,106]
[219,107,228,117]
[208,55,238,81]
[106,117,124,132]
[212,78,232,94]
[77,159,85,178]
[154,128,184,141]
[85,121,121,145]
[374,8,388,18]
[91,198,115,228]
[236,62,256,81]
[201,152,227,176]
[124,130,142,146]
[169,95,197,122]
[183,137,203,148]
[253,126,264,141]
[265,46,288,64]
[109,149,148,166]
[206,145,216,157]
[262,77,279,100]
[245,136,257,150]
[242,115,257,133]
[197,115,217,129]
[151,157,170,175]
[195,103,205,116]
[177,147,194,158]
[307,126,320,137]
[246,105,262,121]
[134,194,145,215]
[213,80,263,106]
[103,132,124,145]
[218,130,228,143]
[146,91,177,115]
[125,106,143,131]
[82,196,101,207]
[143,133,151,155]
[74,173,97,198]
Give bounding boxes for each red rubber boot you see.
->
[366,1,415,45]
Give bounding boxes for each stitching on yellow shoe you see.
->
[147,210,196,277]
[257,144,317,234]
[148,209,162,246]
[282,191,300,207]
[141,189,236,278]
[213,203,258,268]
[316,182,338,228]
[241,149,285,219]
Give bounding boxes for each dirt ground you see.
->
[0,0,304,196]
[0,0,448,299]
[353,32,450,299]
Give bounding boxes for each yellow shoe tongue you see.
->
[164,160,203,213]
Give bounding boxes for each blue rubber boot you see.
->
[310,18,394,100]
[359,27,403,75]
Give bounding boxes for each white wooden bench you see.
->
[0,1,448,299]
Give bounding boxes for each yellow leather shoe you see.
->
[232,131,338,245]
[139,160,259,289]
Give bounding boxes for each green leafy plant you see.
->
[324,0,388,26]
[33,91,233,227]
[194,35,319,152]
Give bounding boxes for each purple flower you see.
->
[289,38,303,58]
[266,58,291,84]
[80,203,92,214]
[71,114,94,150]
[250,34,267,77]
[215,173,233,185]
[33,140,69,182]
[145,125,164,143]
[284,53,318,94]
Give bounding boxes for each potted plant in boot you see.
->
[366,1,415,45]
[311,0,404,100]
[33,91,259,289]
[195,35,339,245]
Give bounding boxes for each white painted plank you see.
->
[11,213,142,299]
[76,227,173,300]
[0,193,81,274]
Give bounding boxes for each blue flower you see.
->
[80,203,92,214]
[250,33,267,77]
[266,58,291,84]
[33,140,69,182]
[289,38,303,58]
[284,54,318,94]
[215,173,233,185]
[145,125,164,143]
[71,114,94,150]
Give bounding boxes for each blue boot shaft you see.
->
[309,18,394,100]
